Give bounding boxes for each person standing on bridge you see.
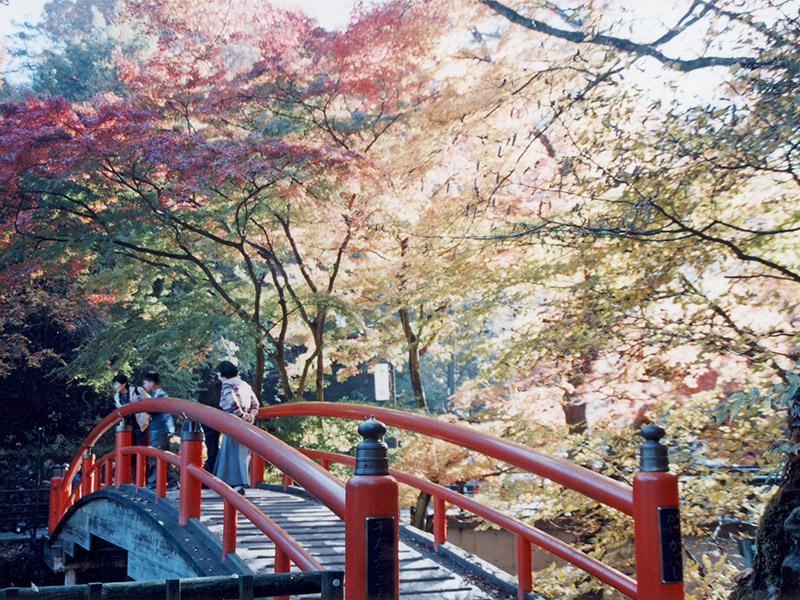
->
[213,360,259,495]
[200,378,222,474]
[142,372,179,489]
[112,374,151,447]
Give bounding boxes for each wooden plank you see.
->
[195,488,497,599]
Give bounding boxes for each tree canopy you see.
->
[2,0,800,597]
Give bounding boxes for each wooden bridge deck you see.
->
[170,487,509,599]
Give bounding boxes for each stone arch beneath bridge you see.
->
[46,484,250,584]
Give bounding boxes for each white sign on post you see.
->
[374,363,391,402]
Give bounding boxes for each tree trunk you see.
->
[562,397,587,435]
[314,316,325,402]
[315,343,325,402]
[729,395,800,599]
[729,455,800,600]
[269,346,294,403]
[412,491,432,531]
[399,308,428,411]
[561,351,595,435]
[407,345,426,410]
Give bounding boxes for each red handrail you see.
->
[53,401,339,576]
[259,403,634,515]
[58,398,346,520]
[301,448,637,599]
[185,463,324,571]
[57,446,323,572]
[53,399,683,600]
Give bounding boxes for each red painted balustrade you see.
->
[49,398,684,600]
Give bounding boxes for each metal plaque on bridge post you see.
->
[658,506,683,584]
[365,516,396,599]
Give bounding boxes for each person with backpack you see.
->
[213,360,259,495]
[111,374,151,447]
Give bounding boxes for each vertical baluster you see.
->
[222,499,237,559]
[516,535,532,600]
[249,451,265,488]
[135,451,147,488]
[433,495,447,550]
[155,456,167,499]
[274,547,290,600]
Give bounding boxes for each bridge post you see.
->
[70,462,83,506]
[179,420,204,525]
[345,417,399,600]
[48,466,65,534]
[115,422,132,488]
[81,451,96,496]
[633,424,684,600]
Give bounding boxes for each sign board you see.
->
[374,363,392,402]
[658,506,684,584]
[365,517,396,599]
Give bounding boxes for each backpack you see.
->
[131,386,152,431]
[116,386,151,432]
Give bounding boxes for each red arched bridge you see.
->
[43,399,684,600]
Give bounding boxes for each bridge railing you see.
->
[0,488,49,533]
[56,433,325,581]
[298,448,637,598]
[51,398,683,600]
[258,402,684,600]
[49,398,349,600]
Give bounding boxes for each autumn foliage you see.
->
[2,0,800,598]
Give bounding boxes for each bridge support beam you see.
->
[345,417,399,600]
[633,425,684,600]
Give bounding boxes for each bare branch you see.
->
[477,0,763,72]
